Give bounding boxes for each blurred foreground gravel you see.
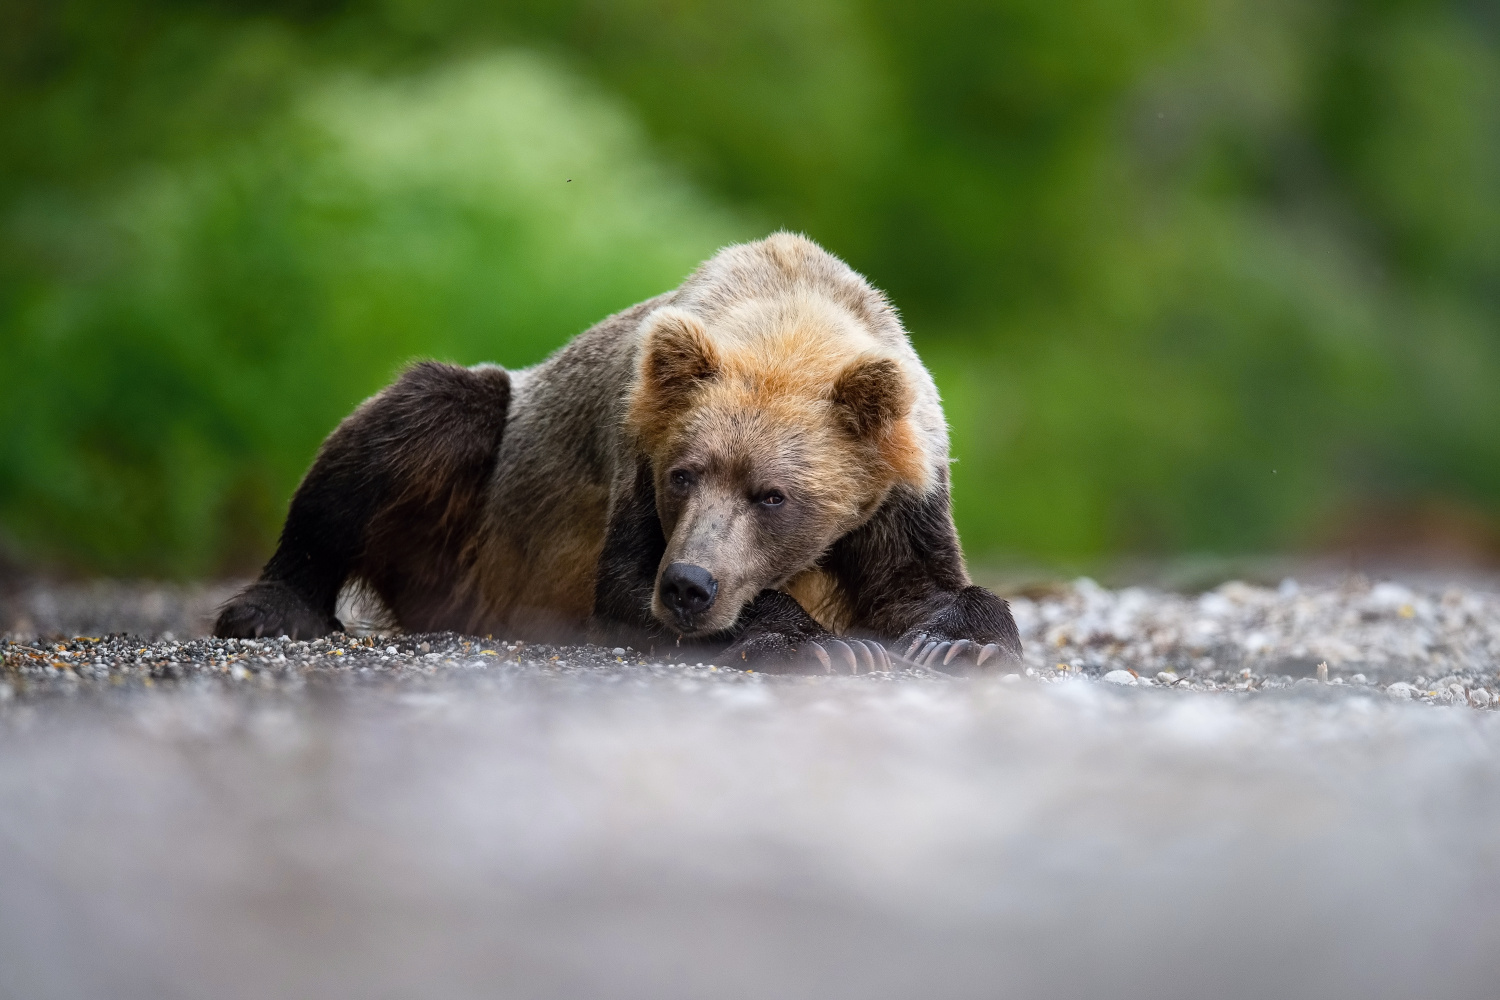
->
[3,575,1500,999]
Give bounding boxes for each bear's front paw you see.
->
[897,585,1024,671]
[719,589,891,673]
[719,628,801,669]
[214,580,341,640]
[898,632,1013,670]
[721,630,891,674]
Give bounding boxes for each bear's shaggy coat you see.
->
[216,234,1020,670]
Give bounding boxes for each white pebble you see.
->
[1103,670,1137,686]
[1470,689,1492,708]
[1156,671,1179,685]
[1370,581,1414,604]
[386,646,398,655]
[1385,682,1417,700]
[612,648,626,656]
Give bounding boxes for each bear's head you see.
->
[627,299,935,637]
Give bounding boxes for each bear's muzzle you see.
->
[658,562,718,630]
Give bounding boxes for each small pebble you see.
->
[1385,682,1416,700]
[1103,670,1137,686]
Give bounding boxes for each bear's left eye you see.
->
[758,490,785,507]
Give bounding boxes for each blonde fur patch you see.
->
[628,293,935,499]
[784,567,854,634]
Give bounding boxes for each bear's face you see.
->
[628,305,932,636]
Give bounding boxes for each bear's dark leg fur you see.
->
[589,458,671,649]
[214,362,510,639]
[721,590,828,664]
[822,473,1022,670]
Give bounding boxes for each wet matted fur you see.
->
[217,233,1021,670]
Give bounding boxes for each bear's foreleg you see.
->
[893,585,1022,670]
[589,458,671,650]
[214,362,510,639]
[720,590,891,673]
[824,479,1023,671]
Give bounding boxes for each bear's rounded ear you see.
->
[832,355,931,490]
[632,308,720,432]
[830,356,913,439]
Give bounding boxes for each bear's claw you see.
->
[943,639,974,664]
[802,637,891,674]
[902,631,1013,671]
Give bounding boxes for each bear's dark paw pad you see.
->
[900,632,1016,672]
[214,582,340,640]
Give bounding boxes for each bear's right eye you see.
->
[670,469,695,490]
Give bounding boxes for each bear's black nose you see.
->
[660,562,718,623]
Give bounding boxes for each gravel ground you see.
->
[3,573,1498,703]
[3,574,1500,999]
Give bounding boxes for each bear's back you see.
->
[671,233,906,352]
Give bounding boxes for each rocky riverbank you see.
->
[4,574,1496,705]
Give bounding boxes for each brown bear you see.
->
[215,233,1021,672]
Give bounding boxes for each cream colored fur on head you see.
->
[626,233,943,501]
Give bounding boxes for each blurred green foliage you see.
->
[2,0,1498,575]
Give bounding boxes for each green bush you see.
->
[2,0,1497,575]
[0,52,742,574]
